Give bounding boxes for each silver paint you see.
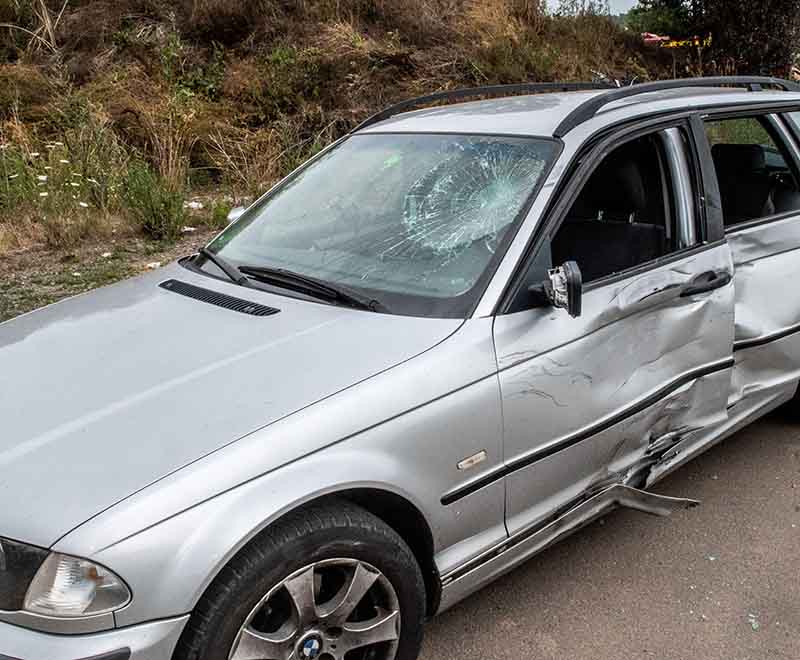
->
[0,263,461,547]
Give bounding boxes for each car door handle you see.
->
[680,270,732,297]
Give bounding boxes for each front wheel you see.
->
[174,500,426,660]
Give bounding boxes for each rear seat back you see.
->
[711,143,775,224]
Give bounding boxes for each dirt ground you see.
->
[0,229,217,323]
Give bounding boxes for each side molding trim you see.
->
[733,320,800,351]
[441,359,734,505]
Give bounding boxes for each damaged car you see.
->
[3,76,800,660]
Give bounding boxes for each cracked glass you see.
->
[209,133,558,317]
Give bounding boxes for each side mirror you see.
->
[529,260,583,317]
[227,206,246,224]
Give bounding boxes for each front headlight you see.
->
[24,553,131,617]
[0,537,130,619]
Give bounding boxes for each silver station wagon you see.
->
[3,76,800,660]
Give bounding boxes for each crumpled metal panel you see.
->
[494,244,734,536]
[729,327,800,407]
[726,215,800,408]
[727,215,800,344]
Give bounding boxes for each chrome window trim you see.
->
[662,127,698,247]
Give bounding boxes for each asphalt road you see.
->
[419,410,800,660]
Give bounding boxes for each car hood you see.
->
[0,263,461,547]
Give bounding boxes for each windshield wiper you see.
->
[238,265,387,313]
[198,248,248,286]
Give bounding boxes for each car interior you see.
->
[551,133,674,283]
[705,116,800,226]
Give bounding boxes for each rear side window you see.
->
[703,116,800,227]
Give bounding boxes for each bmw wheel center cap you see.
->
[299,634,323,659]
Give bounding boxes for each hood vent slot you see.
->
[160,279,279,317]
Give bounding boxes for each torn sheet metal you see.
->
[438,483,698,612]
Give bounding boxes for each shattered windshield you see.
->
[206,133,558,317]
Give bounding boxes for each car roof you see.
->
[357,87,800,138]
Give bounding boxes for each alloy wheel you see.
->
[229,558,401,660]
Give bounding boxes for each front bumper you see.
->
[0,615,189,660]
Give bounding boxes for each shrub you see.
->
[122,160,185,241]
[138,95,198,191]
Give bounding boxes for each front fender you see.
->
[85,447,432,628]
[54,348,505,626]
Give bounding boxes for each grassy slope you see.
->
[0,1,665,197]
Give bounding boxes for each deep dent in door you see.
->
[496,244,735,537]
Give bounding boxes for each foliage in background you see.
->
[625,0,689,35]
[0,98,129,250]
[625,0,800,75]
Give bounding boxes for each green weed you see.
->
[122,160,185,242]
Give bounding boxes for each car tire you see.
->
[173,499,426,660]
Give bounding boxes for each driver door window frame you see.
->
[499,114,717,314]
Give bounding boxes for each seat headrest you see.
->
[572,154,647,218]
[711,143,767,174]
[772,184,800,214]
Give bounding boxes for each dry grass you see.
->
[0,0,68,55]
[138,97,197,189]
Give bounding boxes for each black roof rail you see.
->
[553,76,800,137]
[353,81,614,133]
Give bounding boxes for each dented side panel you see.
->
[727,215,800,407]
[494,244,734,536]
